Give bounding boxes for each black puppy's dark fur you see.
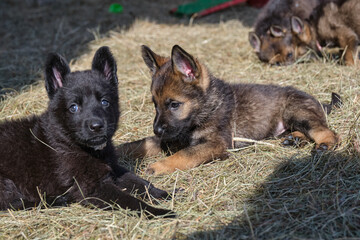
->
[0,46,174,218]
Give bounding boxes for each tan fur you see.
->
[146,136,228,175]
[309,127,338,149]
[117,136,161,159]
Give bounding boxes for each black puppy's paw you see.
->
[148,186,172,200]
[144,207,177,219]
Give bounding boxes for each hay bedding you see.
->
[1,14,360,240]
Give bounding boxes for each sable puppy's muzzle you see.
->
[154,126,165,136]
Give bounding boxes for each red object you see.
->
[170,0,269,18]
[247,0,269,8]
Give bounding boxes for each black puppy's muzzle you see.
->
[88,118,105,133]
[83,117,108,150]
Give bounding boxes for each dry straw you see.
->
[0,19,359,239]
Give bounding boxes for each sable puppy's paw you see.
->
[281,134,307,148]
[146,161,174,176]
[311,143,329,156]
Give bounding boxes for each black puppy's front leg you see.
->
[112,165,171,200]
[73,178,174,218]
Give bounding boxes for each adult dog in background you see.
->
[118,45,340,176]
[0,46,173,218]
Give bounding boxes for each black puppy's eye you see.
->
[69,104,79,113]
[101,99,109,107]
[170,101,181,110]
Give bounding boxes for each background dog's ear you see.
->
[92,46,118,86]
[291,16,304,34]
[248,32,261,53]
[171,45,200,83]
[270,25,285,37]
[45,53,70,99]
[141,45,167,74]
[291,16,312,45]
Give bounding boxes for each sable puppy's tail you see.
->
[322,92,342,115]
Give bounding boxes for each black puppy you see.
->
[0,46,174,218]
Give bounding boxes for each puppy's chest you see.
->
[55,152,111,186]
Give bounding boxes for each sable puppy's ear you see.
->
[171,45,200,83]
[270,25,285,37]
[92,46,118,86]
[45,53,70,99]
[141,45,167,74]
[248,32,261,53]
[291,16,304,34]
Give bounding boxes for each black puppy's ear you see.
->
[45,53,70,99]
[92,46,118,85]
[248,32,261,53]
[171,45,200,83]
[141,45,168,75]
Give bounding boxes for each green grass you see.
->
[0,19,359,239]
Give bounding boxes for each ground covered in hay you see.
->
[1,1,360,239]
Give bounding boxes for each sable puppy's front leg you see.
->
[116,136,162,159]
[146,141,227,176]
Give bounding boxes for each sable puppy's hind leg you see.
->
[283,92,338,151]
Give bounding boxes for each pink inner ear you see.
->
[52,67,63,88]
[104,61,112,80]
[180,60,195,80]
[292,18,303,34]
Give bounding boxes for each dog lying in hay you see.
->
[249,0,320,65]
[291,0,360,66]
[0,46,174,218]
[118,45,341,176]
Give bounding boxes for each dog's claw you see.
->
[282,134,305,148]
[282,139,291,146]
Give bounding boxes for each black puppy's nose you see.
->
[154,126,165,136]
[89,119,104,132]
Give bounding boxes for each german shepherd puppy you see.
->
[0,46,174,218]
[249,0,320,65]
[117,45,340,176]
[291,0,360,66]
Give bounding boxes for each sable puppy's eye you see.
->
[170,101,181,110]
[287,52,293,59]
[69,104,79,113]
[101,99,109,107]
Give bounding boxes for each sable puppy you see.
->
[291,0,360,65]
[0,46,174,218]
[249,0,320,65]
[118,45,340,176]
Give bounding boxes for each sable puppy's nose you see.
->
[154,126,165,136]
[89,119,104,132]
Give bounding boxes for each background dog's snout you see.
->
[88,119,105,132]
